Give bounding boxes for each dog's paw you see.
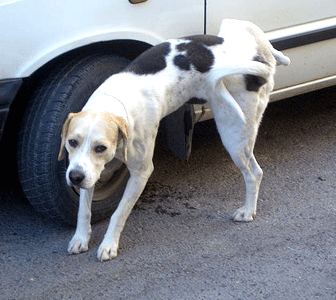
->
[232,206,256,222]
[97,244,118,262]
[68,236,89,254]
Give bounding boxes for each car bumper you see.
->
[0,79,22,139]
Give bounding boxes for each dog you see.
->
[58,19,290,262]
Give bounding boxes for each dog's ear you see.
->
[113,116,129,162]
[58,113,76,161]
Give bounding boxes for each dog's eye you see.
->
[95,145,107,153]
[68,139,78,148]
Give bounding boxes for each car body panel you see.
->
[206,0,336,33]
[0,0,203,78]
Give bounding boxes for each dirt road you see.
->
[1,87,336,299]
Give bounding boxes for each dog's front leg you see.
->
[68,187,94,254]
[97,172,150,262]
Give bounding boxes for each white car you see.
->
[1,0,335,223]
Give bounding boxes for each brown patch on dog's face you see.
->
[58,110,129,189]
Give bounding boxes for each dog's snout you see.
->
[69,169,85,186]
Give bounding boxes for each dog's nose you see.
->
[69,170,85,185]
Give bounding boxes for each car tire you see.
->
[17,52,130,225]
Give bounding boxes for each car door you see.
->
[206,1,336,100]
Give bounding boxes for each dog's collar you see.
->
[102,93,129,125]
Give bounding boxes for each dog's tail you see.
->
[270,44,290,66]
[209,60,271,122]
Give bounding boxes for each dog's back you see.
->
[120,32,272,119]
[124,35,225,76]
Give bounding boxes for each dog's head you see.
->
[58,111,128,189]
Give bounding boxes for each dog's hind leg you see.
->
[210,94,265,222]
[231,152,263,221]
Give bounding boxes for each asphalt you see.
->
[0,86,336,299]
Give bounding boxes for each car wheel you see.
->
[17,53,130,225]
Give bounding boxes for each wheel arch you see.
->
[23,38,153,88]
[16,30,163,78]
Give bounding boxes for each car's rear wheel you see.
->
[17,53,130,225]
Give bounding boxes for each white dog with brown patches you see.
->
[58,19,289,262]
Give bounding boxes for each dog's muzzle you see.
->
[69,167,86,187]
